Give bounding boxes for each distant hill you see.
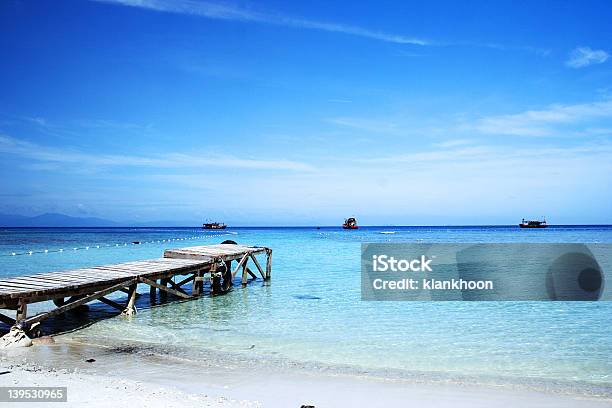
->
[0,212,120,227]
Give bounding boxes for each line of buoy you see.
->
[3,232,233,257]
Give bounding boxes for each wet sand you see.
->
[1,338,611,408]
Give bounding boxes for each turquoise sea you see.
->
[1,226,612,395]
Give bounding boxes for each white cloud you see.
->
[0,135,314,172]
[470,100,612,136]
[363,143,612,166]
[566,47,609,68]
[91,0,429,45]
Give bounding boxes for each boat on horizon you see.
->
[202,221,227,230]
[519,218,548,229]
[342,217,359,229]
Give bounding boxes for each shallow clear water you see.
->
[1,226,612,393]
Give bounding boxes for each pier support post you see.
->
[122,283,138,317]
[192,270,204,296]
[210,262,219,294]
[265,249,272,280]
[159,278,168,302]
[16,299,27,322]
[149,280,157,303]
[241,259,248,286]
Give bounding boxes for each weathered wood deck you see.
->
[0,243,271,342]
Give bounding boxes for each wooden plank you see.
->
[95,261,178,271]
[140,269,201,282]
[90,264,153,271]
[93,266,162,275]
[134,260,189,268]
[52,270,139,282]
[0,277,71,288]
[139,277,191,300]
[98,296,125,311]
[23,280,136,326]
[47,269,134,280]
[145,258,208,266]
[2,277,137,300]
[231,254,249,278]
[94,264,163,274]
[169,247,258,256]
[249,253,266,280]
[0,285,28,293]
[163,249,214,257]
[164,253,238,262]
[189,244,264,253]
[7,272,123,288]
[96,261,206,276]
[34,267,126,277]
[167,245,256,252]
[22,271,106,282]
[174,274,195,288]
[0,278,60,288]
[167,279,189,296]
[11,274,100,285]
[164,247,267,262]
[0,280,55,291]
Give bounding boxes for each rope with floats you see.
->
[2,232,237,257]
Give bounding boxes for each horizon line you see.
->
[2,224,612,228]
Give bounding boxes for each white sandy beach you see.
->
[2,365,257,408]
[2,339,611,408]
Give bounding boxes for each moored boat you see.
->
[342,217,358,229]
[519,218,548,228]
[202,221,227,230]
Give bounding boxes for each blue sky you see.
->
[1,0,611,225]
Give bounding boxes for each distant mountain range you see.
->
[0,212,121,227]
[0,212,203,227]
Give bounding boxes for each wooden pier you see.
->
[0,243,271,344]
